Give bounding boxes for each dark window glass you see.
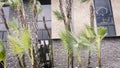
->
[23,0,51,5]
[94,0,116,37]
[0,32,3,39]
[38,29,51,40]
[39,0,51,5]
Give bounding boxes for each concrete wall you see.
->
[53,38,120,68]
[51,0,65,39]
[111,0,120,36]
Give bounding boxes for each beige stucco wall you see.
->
[51,0,65,39]
[52,0,120,39]
[73,1,90,34]
[111,0,120,36]
[51,0,92,39]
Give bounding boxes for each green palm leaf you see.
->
[8,35,25,54]
[8,19,19,30]
[8,20,31,55]
[78,26,97,51]
[97,27,107,40]
[37,1,42,15]
[20,28,31,50]
[54,11,65,21]
[80,0,90,3]
[8,0,18,9]
[8,28,31,55]
[0,40,6,62]
[60,31,77,53]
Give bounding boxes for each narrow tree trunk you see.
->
[17,7,27,28]
[97,40,101,68]
[33,0,41,68]
[90,4,94,28]
[59,0,73,68]
[66,0,73,68]
[42,16,54,68]
[0,8,9,31]
[17,55,25,68]
[87,3,95,68]
[42,16,51,38]
[78,51,82,68]
[59,0,66,25]
[87,51,91,68]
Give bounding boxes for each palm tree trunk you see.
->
[17,8,27,28]
[42,16,51,38]
[87,2,95,68]
[78,51,82,68]
[33,0,39,67]
[68,53,74,68]
[0,8,9,31]
[87,51,91,68]
[66,0,73,68]
[59,0,73,68]
[42,16,54,68]
[97,40,101,68]
[90,2,94,28]
[58,0,66,25]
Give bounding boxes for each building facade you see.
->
[0,0,120,68]
[51,0,120,68]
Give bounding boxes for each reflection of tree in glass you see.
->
[96,7,108,16]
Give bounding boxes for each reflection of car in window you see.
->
[96,7,108,16]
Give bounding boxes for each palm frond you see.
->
[80,0,90,3]
[53,11,65,21]
[8,19,19,31]
[37,1,42,15]
[8,0,18,9]
[0,0,8,2]
[97,27,107,40]
[0,40,6,61]
[0,2,5,8]
[8,35,25,54]
[60,31,77,53]
[85,25,96,39]
[20,28,31,50]
[78,25,97,51]
[8,28,31,55]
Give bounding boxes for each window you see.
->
[23,0,51,5]
[38,0,51,5]
[38,0,51,40]
[94,0,116,37]
[23,0,51,40]
[38,29,51,40]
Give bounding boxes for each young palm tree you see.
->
[60,31,75,68]
[8,20,32,68]
[8,0,42,67]
[54,0,74,67]
[60,29,96,68]
[0,0,43,68]
[95,27,107,68]
[81,0,95,67]
[81,26,107,68]
[79,26,96,68]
